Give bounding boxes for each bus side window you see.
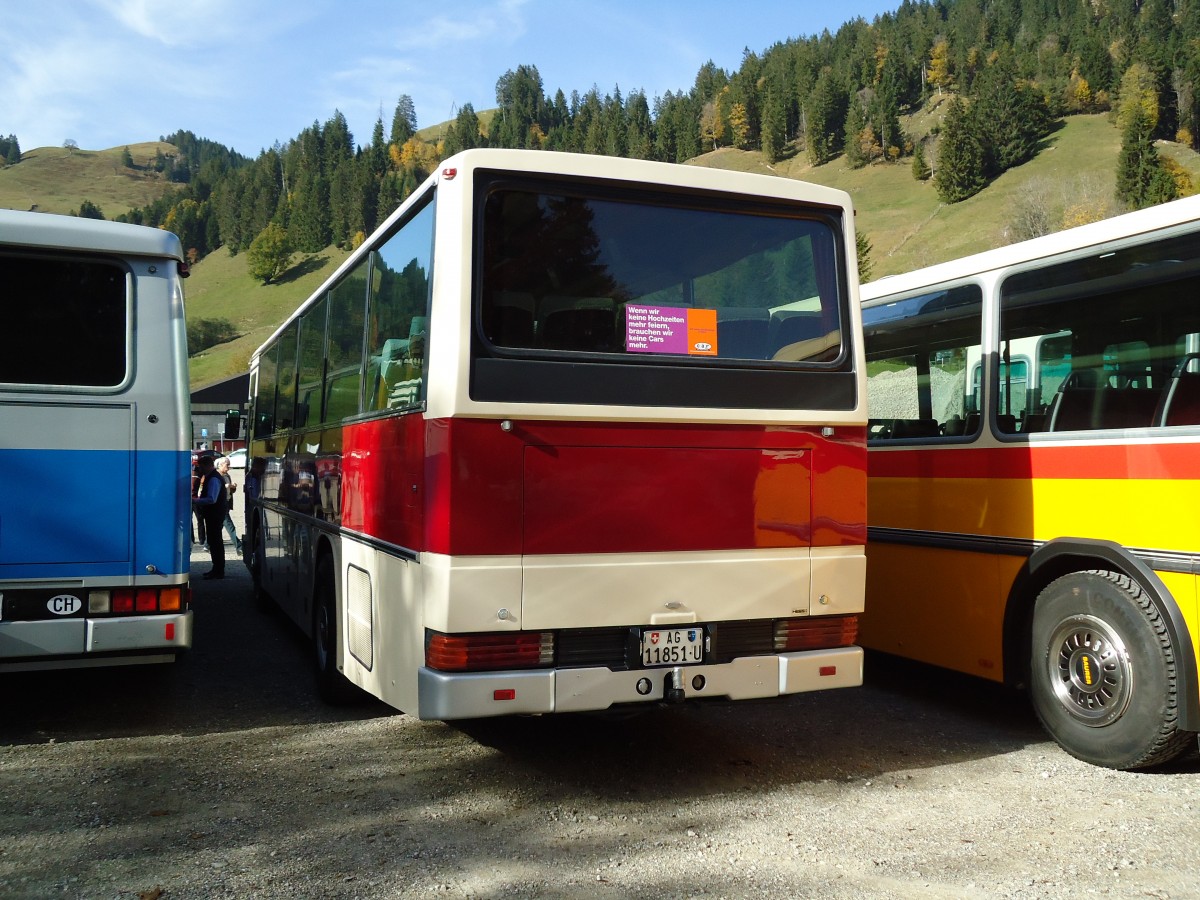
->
[253,343,278,438]
[366,199,435,412]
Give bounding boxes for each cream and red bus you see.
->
[247,149,866,718]
[862,195,1200,769]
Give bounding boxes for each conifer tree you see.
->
[911,141,931,181]
[390,96,418,146]
[856,230,873,283]
[760,88,786,164]
[1116,105,1178,209]
[844,94,868,168]
[625,91,653,160]
[805,70,844,165]
[934,97,986,203]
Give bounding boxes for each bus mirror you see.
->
[224,412,241,439]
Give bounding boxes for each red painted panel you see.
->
[523,446,809,555]
[422,419,865,557]
[342,414,426,550]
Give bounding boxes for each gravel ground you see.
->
[2,473,1200,899]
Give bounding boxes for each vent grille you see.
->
[346,564,373,670]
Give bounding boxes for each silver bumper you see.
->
[0,611,193,671]
[417,645,863,720]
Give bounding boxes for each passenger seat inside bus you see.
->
[485,292,536,347]
[540,297,616,352]
[1155,353,1200,426]
[1047,368,1158,430]
[716,308,770,359]
[768,310,839,362]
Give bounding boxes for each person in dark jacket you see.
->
[215,456,243,555]
[192,454,229,579]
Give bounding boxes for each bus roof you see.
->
[861,193,1200,304]
[0,208,184,261]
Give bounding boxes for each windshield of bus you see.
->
[478,180,847,367]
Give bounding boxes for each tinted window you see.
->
[479,185,845,365]
[0,253,127,387]
[325,262,369,423]
[276,321,299,431]
[864,285,983,441]
[253,344,278,437]
[364,198,434,412]
[1000,234,1200,433]
[296,297,327,429]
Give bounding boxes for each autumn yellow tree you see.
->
[728,102,750,149]
[700,88,729,149]
[928,39,951,95]
[1066,71,1092,113]
[1116,62,1159,134]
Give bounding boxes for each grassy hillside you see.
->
[0,142,181,217]
[691,113,1200,279]
[185,245,352,387]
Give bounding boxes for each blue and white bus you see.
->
[0,209,193,670]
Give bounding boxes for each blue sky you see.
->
[5,0,900,156]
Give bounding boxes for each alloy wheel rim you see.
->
[1046,613,1131,727]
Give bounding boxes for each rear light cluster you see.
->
[774,614,859,652]
[426,616,858,674]
[88,587,186,615]
[426,631,554,672]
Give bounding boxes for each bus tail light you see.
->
[425,631,554,672]
[88,587,189,615]
[774,615,859,652]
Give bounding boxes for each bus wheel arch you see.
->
[312,540,359,705]
[1005,540,1198,768]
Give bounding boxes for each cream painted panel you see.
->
[521,548,812,630]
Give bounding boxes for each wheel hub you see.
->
[1048,614,1132,727]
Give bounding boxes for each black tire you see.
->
[1030,570,1195,770]
[313,556,360,705]
[249,523,272,613]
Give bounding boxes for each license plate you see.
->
[641,627,705,667]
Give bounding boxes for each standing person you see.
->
[192,454,229,579]
[214,456,243,555]
[191,453,206,545]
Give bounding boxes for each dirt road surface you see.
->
[2,486,1199,898]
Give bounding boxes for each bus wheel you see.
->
[1030,570,1195,770]
[313,556,359,705]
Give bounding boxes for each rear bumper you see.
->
[416,645,862,720]
[0,611,193,671]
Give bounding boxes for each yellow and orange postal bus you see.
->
[860,195,1200,769]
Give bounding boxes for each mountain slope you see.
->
[0,142,181,217]
[8,114,1200,390]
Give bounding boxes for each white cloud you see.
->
[88,0,256,46]
[391,0,530,51]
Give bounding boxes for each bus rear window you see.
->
[479,185,845,365]
[0,254,127,388]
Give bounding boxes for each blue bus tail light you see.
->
[90,587,188,616]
